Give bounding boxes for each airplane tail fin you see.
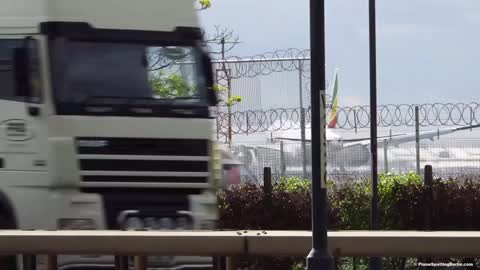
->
[327,69,339,128]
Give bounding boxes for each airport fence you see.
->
[210,49,480,143]
[228,138,480,184]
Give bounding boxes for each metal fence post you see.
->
[415,106,420,176]
[23,255,36,270]
[47,255,57,270]
[301,106,308,179]
[213,256,227,270]
[264,167,273,209]
[226,257,241,270]
[354,109,358,134]
[214,68,220,142]
[134,256,147,270]
[422,164,434,269]
[280,141,286,178]
[383,142,389,173]
[227,71,233,145]
[424,164,433,230]
[245,112,249,135]
[115,255,129,270]
[471,106,474,131]
[264,167,273,193]
[299,59,308,180]
[215,68,225,142]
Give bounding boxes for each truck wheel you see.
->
[0,214,17,270]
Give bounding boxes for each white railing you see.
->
[4,230,480,270]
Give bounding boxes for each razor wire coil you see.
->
[216,102,480,135]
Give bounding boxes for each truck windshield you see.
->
[51,40,206,107]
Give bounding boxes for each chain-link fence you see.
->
[211,50,480,143]
[229,139,480,184]
[208,49,480,185]
[213,49,315,143]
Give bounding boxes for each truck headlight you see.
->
[144,217,158,230]
[58,218,96,230]
[157,217,174,230]
[199,219,216,230]
[175,216,193,230]
[124,217,144,231]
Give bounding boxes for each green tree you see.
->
[212,85,242,107]
[149,73,242,107]
[198,0,211,9]
[149,72,194,98]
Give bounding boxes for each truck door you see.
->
[0,37,46,172]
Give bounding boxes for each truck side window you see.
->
[0,39,42,102]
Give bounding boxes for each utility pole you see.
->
[210,31,241,144]
[220,38,233,146]
[306,0,334,269]
[216,38,233,145]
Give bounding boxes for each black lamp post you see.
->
[368,0,382,269]
[306,0,334,269]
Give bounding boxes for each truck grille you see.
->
[75,137,211,188]
[95,190,191,230]
[76,138,208,156]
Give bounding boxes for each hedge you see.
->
[217,173,480,270]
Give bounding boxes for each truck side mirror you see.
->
[201,51,218,106]
[13,47,32,98]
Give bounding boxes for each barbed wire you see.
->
[216,102,480,135]
[212,48,315,142]
[212,48,311,79]
[208,48,480,139]
[148,48,314,81]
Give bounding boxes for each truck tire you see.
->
[0,214,17,270]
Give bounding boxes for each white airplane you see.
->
[233,70,480,171]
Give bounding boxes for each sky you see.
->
[199,0,480,107]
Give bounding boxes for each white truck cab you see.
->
[0,0,222,269]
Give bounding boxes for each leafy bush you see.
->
[217,182,339,231]
[274,177,311,193]
[329,172,420,230]
[395,176,480,230]
[217,173,480,270]
[217,178,339,270]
